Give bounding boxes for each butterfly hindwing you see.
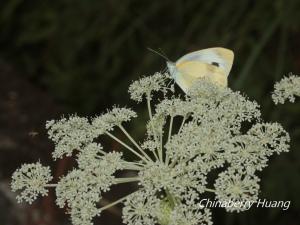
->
[176,47,234,77]
[175,61,228,90]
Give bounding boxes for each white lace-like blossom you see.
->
[166,121,231,169]
[248,122,290,155]
[11,162,52,204]
[11,72,291,225]
[76,143,105,169]
[139,162,207,199]
[141,139,161,153]
[128,72,171,102]
[225,135,270,172]
[168,205,212,225]
[272,74,300,104]
[70,201,100,225]
[187,79,261,134]
[225,123,289,172]
[122,191,160,225]
[92,107,137,135]
[146,114,166,137]
[214,168,260,212]
[56,169,102,225]
[46,116,98,159]
[155,98,189,117]
[187,77,231,100]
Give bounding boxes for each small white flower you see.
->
[248,122,290,155]
[186,79,261,133]
[76,143,105,169]
[46,116,97,159]
[214,168,260,212]
[11,162,52,204]
[168,205,212,225]
[186,77,229,100]
[56,169,102,209]
[155,98,189,117]
[92,106,137,135]
[272,74,300,104]
[128,72,170,102]
[141,138,160,153]
[57,152,124,210]
[139,161,207,200]
[146,114,166,137]
[166,121,230,168]
[225,135,269,172]
[11,71,292,225]
[122,191,160,225]
[70,200,100,225]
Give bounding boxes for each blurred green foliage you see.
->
[0,0,300,224]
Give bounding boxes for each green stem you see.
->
[167,117,173,142]
[165,189,177,207]
[119,125,152,161]
[147,93,153,120]
[106,132,149,163]
[99,192,135,212]
[122,161,145,167]
[121,164,143,171]
[165,117,174,164]
[159,131,163,161]
[114,177,140,184]
[178,115,187,134]
[45,184,57,187]
[205,188,216,193]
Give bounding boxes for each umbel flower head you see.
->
[272,73,300,104]
[11,72,291,225]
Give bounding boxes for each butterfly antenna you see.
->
[147,47,171,61]
[158,48,169,60]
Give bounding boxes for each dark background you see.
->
[0,0,300,225]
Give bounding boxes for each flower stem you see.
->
[165,116,174,164]
[122,161,145,167]
[121,165,143,171]
[114,177,140,184]
[146,93,153,120]
[106,132,149,163]
[146,93,164,162]
[151,148,160,161]
[159,132,163,161]
[170,155,181,168]
[205,188,216,193]
[178,115,187,133]
[45,184,57,187]
[119,125,152,161]
[167,117,173,143]
[99,192,136,212]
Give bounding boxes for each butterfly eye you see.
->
[211,62,219,67]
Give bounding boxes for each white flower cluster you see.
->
[11,162,52,204]
[128,72,171,102]
[92,107,137,135]
[11,72,291,225]
[272,74,300,104]
[46,116,97,159]
[214,169,260,212]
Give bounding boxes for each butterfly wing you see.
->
[176,47,234,77]
[174,61,228,93]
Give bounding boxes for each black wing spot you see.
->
[211,62,219,67]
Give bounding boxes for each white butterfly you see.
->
[166,47,234,93]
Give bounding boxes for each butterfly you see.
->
[165,47,234,93]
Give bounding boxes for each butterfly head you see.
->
[166,61,177,79]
